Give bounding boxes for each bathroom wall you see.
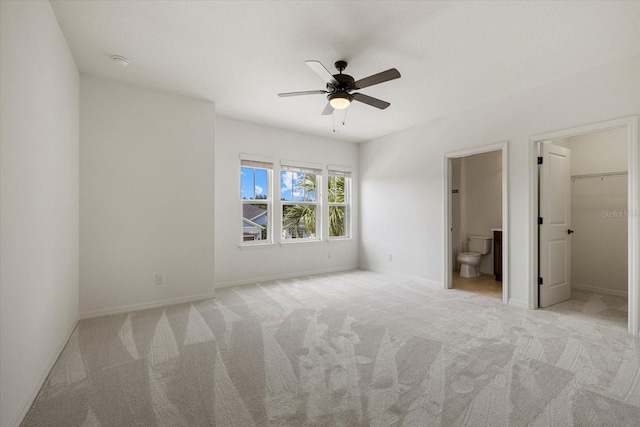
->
[567,127,628,296]
[460,150,502,274]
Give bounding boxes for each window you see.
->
[280,164,321,240]
[328,168,351,238]
[241,159,272,243]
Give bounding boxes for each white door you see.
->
[539,142,572,307]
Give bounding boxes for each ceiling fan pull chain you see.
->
[332,112,337,133]
[342,107,348,126]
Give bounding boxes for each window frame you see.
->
[328,168,352,240]
[280,163,322,242]
[240,158,273,246]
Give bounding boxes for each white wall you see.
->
[568,128,628,295]
[569,128,628,175]
[0,2,79,426]
[215,116,358,287]
[460,151,502,274]
[80,76,215,317]
[359,53,640,305]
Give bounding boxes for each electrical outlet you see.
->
[156,274,164,285]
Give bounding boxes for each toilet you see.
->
[457,235,492,278]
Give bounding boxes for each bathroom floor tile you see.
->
[451,271,502,299]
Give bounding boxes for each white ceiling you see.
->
[50,0,640,143]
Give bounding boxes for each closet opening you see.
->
[530,116,639,335]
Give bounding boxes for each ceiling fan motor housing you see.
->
[332,73,354,88]
[328,61,354,94]
[328,91,353,102]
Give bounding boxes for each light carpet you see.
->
[22,270,640,426]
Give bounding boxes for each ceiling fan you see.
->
[278,60,401,115]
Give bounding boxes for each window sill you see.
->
[328,237,352,243]
[280,239,324,247]
[239,242,274,250]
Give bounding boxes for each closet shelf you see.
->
[571,171,628,182]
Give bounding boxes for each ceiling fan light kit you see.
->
[278,60,401,117]
[328,92,352,109]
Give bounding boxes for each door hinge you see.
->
[538,277,543,285]
[538,217,543,225]
[537,156,543,165]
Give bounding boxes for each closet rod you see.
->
[571,171,628,181]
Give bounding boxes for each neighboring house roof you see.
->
[243,204,267,222]
[242,217,263,228]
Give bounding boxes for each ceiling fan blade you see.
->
[352,93,391,109]
[321,102,334,115]
[278,90,327,97]
[305,60,338,85]
[353,68,401,90]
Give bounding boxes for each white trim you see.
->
[328,164,353,173]
[529,134,538,310]
[79,292,217,319]
[444,141,509,304]
[214,265,358,289]
[280,159,323,172]
[571,282,628,298]
[529,115,639,336]
[239,236,273,246]
[8,318,79,427]
[239,241,275,250]
[239,153,274,163]
[628,116,639,336]
[445,142,506,158]
[328,237,353,243]
[445,155,452,290]
[280,238,324,246]
[281,200,318,206]
[241,159,274,169]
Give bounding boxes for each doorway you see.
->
[530,116,639,335]
[445,142,509,303]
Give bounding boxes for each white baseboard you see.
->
[80,266,359,318]
[571,282,628,298]
[358,266,443,289]
[79,292,217,319]
[214,265,359,289]
[8,317,79,427]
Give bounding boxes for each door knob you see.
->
[567,229,574,234]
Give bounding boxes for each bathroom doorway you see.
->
[444,142,509,303]
[530,116,639,336]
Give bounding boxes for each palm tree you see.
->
[283,173,317,238]
[328,176,346,237]
[282,174,346,238]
